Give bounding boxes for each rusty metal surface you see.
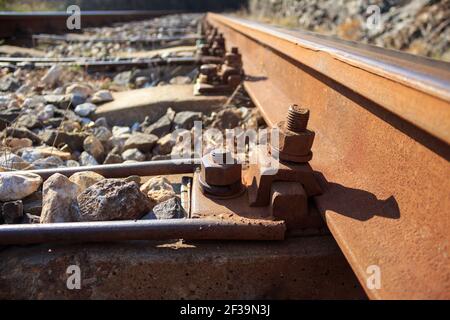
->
[0,11,182,38]
[208,14,450,145]
[207,13,450,299]
[0,236,366,299]
[0,218,285,245]
[14,159,199,180]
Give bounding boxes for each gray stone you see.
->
[71,93,86,107]
[77,179,153,221]
[173,111,202,130]
[0,75,20,92]
[0,172,42,202]
[144,197,185,220]
[2,200,23,224]
[104,153,123,164]
[93,126,112,142]
[94,117,109,128]
[153,133,176,155]
[91,90,113,104]
[75,102,97,117]
[79,152,99,166]
[83,136,105,162]
[37,104,56,121]
[121,148,145,162]
[43,94,72,109]
[113,71,132,86]
[32,156,64,169]
[21,96,45,109]
[123,132,158,153]
[40,173,80,223]
[15,114,43,130]
[141,107,175,138]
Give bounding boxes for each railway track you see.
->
[0,10,184,39]
[0,11,449,300]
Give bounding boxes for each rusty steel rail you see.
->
[32,34,200,44]
[13,159,200,180]
[0,219,286,245]
[206,13,450,299]
[0,10,182,38]
[0,56,224,73]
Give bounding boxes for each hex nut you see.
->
[200,152,242,186]
[272,121,315,156]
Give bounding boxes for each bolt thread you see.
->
[286,104,309,132]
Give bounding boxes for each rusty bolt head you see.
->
[272,121,315,158]
[224,52,242,67]
[201,149,242,186]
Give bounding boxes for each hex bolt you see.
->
[286,104,310,133]
[199,148,244,198]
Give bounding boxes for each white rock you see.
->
[91,90,113,104]
[41,65,64,86]
[20,146,71,162]
[112,126,131,137]
[140,176,175,204]
[66,83,92,98]
[74,103,97,117]
[40,173,80,223]
[69,171,105,195]
[0,172,42,202]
